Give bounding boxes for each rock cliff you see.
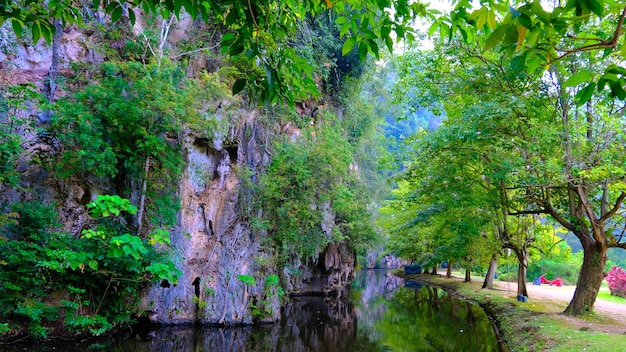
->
[0,16,356,326]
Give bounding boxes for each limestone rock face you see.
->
[1,17,357,326]
[365,248,408,269]
[140,115,356,325]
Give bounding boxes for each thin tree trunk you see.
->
[564,242,608,315]
[431,264,438,275]
[446,261,452,278]
[136,157,150,236]
[464,268,471,282]
[482,256,498,289]
[41,19,63,124]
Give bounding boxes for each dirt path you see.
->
[491,280,626,334]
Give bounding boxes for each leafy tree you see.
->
[394,22,626,314]
[1,0,429,104]
[433,0,626,102]
[48,61,223,231]
[256,120,354,262]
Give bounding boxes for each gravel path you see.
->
[491,280,626,334]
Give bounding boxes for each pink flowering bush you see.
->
[606,266,626,298]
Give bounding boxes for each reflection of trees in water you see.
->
[47,270,499,352]
[105,296,360,352]
[352,269,404,303]
[277,296,357,352]
[369,286,500,352]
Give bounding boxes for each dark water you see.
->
[6,270,503,352]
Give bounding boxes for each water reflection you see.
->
[10,270,502,352]
[353,275,501,352]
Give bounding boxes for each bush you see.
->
[497,272,518,282]
[0,196,180,339]
[606,266,626,298]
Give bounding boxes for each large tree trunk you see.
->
[482,257,498,289]
[564,242,608,315]
[517,256,528,297]
[446,261,453,278]
[431,264,438,275]
[464,268,471,282]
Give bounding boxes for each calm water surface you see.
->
[11,270,504,352]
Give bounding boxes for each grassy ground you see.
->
[399,270,626,352]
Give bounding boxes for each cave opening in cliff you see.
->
[208,220,214,236]
[192,277,201,298]
[225,145,238,163]
[193,137,210,154]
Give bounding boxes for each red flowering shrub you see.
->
[606,266,626,298]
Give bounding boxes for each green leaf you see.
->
[486,11,496,29]
[225,9,238,26]
[503,24,519,48]
[369,39,379,59]
[11,19,23,38]
[510,54,526,74]
[128,8,136,25]
[232,78,247,95]
[335,16,348,25]
[385,35,393,52]
[88,260,98,271]
[32,22,41,43]
[526,57,541,74]
[428,21,439,37]
[181,0,195,18]
[588,0,603,17]
[563,70,594,87]
[484,24,510,51]
[476,11,487,30]
[40,22,52,44]
[358,41,368,61]
[575,82,596,106]
[518,14,533,29]
[111,5,123,23]
[221,33,236,46]
[229,44,244,56]
[342,37,356,56]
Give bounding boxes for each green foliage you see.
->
[527,244,582,285]
[256,121,355,262]
[416,1,626,108]
[7,200,59,239]
[49,61,222,228]
[1,0,425,105]
[0,196,180,339]
[247,274,286,320]
[237,274,257,287]
[0,83,44,190]
[86,194,137,218]
[264,274,285,301]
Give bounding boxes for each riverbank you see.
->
[399,271,626,352]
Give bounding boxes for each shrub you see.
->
[606,266,626,298]
[497,272,518,282]
[0,195,180,339]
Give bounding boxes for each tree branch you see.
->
[599,191,626,223]
[554,6,626,62]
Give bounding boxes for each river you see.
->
[10,270,504,351]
